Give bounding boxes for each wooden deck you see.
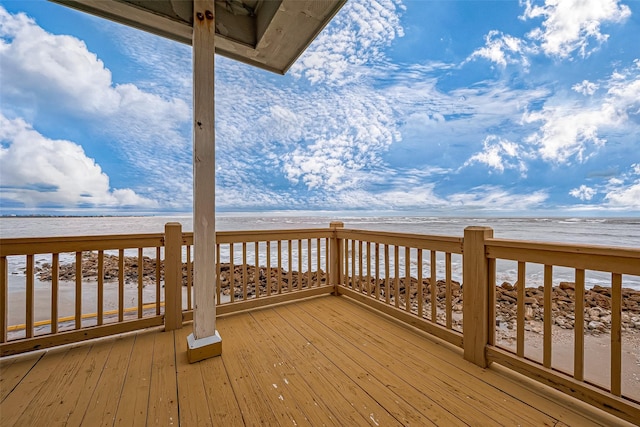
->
[0,295,631,426]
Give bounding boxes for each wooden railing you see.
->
[332,223,465,347]
[463,227,639,423]
[1,221,639,422]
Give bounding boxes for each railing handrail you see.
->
[337,228,464,253]
[486,237,640,275]
[0,233,165,256]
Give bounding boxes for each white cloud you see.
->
[0,114,157,209]
[602,164,640,209]
[290,0,405,85]
[572,80,599,96]
[523,61,639,164]
[521,0,631,58]
[468,31,534,68]
[0,6,193,208]
[569,185,596,201]
[446,186,548,211]
[464,135,528,175]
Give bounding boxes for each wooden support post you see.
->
[463,226,493,368]
[164,222,183,331]
[329,221,344,294]
[188,0,221,363]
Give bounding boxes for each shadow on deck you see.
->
[0,295,633,426]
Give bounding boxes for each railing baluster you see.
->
[277,240,282,294]
[358,240,364,292]
[187,245,192,310]
[52,253,60,333]
[574,268,585,382]
[517,261,525,357]
[0,256,7,343]
[138,248,143,318]
[394,245,400,308]
[351,240,356,290]
[26,254,34,338]
[97,251,103,326]
[266,241,271,296]
[417,249,423,318]
[384,244,390,305]
[611,272,622,396]
[288,240,293,292]
[255,242,260,298]
[75,251,82,330]
[229,243,235,303]
[405,247,411,312]
[430,251,436,323]
[316,238,321,287]
[216,243,221,304]
[543,265,552,368]
[366,241,372,296]
[155,247,161,315]
[446,252,452,328]
[243,242,248,300]
[488,258,496,344]
[298,239,302,290]
[375,243,380,300]
[307,239,312,289]
[118,249,124,322]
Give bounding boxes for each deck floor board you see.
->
[0,295,627,426]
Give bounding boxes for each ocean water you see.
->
[1,214,639,289]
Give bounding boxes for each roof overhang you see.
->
[49,0,346,74]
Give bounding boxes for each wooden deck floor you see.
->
[0,295,631,426]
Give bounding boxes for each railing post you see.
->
[164,222,183,331]
[463,226,493,368]
[329,221,344,294]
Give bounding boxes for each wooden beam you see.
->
[189,0,220,363]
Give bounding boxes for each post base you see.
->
[187,330,222,363]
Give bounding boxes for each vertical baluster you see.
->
[394,246,400,308]
[446,252,452,328]
[384,244,390,305]
[118,249,124,322]
[216,243,221,304]
[255,242,260,298]
[0,256,7,343]
[187,245,192,310]
[52,253,59,333]
[611,273,622,396]
[277,240,282,294]
[243,242,248,300]
[26,255,34,338]
[75,251,82,329]
[375,243,380,300]
[351,240,356,290]
[138,248,143,318]
[430,251,436,323]
[97,251,104,325]
[307,239,312,288]
[574,268,585,381]
[488,258,496,343]
[266,241,272,296]
[543,265,553,368]
[298,239,302,290]
[417,249,423,318]
[155,247,161,315]
[405,247,411,312]
[316,238,321,287]
[517,261,525,357]
[358,241,363,293]
[287,240,293,292]
[366,241,372,296]
[324,238,329,285]
[229,243,235,303]
[346,239,350,288]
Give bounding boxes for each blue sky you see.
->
[1,0,639,216]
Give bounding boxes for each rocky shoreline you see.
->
[33,252,640,335]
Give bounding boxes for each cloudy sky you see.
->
[1,0,639,216]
